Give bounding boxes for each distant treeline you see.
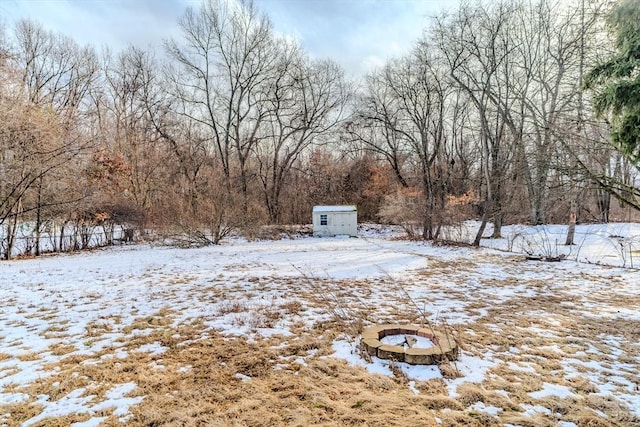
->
[1,0,638,259]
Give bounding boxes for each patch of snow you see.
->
[447,352,496,397]
[293,357,307,366]
[400,363,442,382]
[529,383,577,400]
[469,401,502,416]
[408,381,419,395]
[0,392,29,404]
[256,327,294,338]
[22,389,95,427]
[91,383,143,417]
[71,417,107,427]
[520,403,552,416]
[135,342,167,355]
[234,373,251,382]
[330,340,393,377]
[380,334,434,348]
[507,361,537,374]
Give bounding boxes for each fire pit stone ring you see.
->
[360,324,458,365]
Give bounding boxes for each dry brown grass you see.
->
[2,248,640,427]
[48,342,77,356]
[217,300,248,315]
[26,413,93,427]
[0,314,443,426]
[439,361,462,379]
[441,410,502,427]
[0,402,44,426]
[281,300,303,315]
[41,323,69,336]
[457,383,488,406]
[500,413,555,427]
[120,331,438,426]
[568,376,600,395]
[15,352,40,362]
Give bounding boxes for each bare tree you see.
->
[507,1,603,227]
[0,20,98,258]
[13,20,98,121]
[165,0,277,211]
[100,46,171,227]
[255,51,350,223]
[350,45,451,239]
[433,1,519,243]
[345,72,411,188]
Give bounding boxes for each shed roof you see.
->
[313,205,357,212]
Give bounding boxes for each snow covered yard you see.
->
[1,227,639,426]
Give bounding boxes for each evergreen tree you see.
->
[585,0,640,162]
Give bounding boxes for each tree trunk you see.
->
[490,173,503,238]
[565,198,577,245]
[566,0,585,246]
[35,177,43,256]
[473,199,491,246]
[597,189,610,223]
[5,200,21,260]
[422,166,435,240]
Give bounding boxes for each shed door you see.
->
[334,213,352,235]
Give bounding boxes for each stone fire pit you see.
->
[360,324,458,365]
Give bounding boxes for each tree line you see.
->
[0,0,637,259]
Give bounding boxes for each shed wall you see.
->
[312,208,357,237]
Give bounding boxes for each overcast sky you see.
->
[1,0,456,77]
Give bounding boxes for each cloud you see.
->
[260,0,454,76]
[1,0,457,76]
[2,0,188,51]
[362,54,386,72]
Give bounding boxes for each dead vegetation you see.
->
[1,246,639,426]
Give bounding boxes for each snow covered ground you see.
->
[0,223,639,426]
[458,221,640,268]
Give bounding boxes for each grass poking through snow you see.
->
[1,234,639,425]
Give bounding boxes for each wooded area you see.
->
[1,0,638,259]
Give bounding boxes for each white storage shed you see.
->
[312,205,358,237]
